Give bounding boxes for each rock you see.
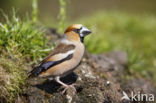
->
[23,51,155,103]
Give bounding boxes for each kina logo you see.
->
[121,91,155,102]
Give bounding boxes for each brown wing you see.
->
[40,43,75,64]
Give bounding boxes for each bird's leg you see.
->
[68,83,77,91]
[55,76,76,94]
[55,76,68,87]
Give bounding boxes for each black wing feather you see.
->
[28,54,73,77]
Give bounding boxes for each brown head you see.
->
[64,24,91,42]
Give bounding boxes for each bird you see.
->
[28,24,91,94]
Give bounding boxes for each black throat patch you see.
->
[80,37,84,43]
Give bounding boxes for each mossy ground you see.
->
[0,10,51,102]
[0,56,28,102]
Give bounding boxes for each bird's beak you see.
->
[80,26,92,37]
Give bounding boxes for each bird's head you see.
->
[64,24,91,42]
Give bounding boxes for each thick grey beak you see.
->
[83,30,92,35]
[80,26,91,37]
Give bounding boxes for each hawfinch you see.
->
[28,24,91,93]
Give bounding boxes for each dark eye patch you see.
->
[72,28,80,33]
[72,27,82,34]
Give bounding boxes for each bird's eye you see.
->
[73,28,80,34]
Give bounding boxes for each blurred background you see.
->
[1,0,156,23]
[0,0,156,102]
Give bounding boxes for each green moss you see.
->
[0,56,28,102]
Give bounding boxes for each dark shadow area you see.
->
[35,72,78,94]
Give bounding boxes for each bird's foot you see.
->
[62,84,76,94]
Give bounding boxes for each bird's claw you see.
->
[61,84,77,94]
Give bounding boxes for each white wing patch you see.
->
[52,49,75,61]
